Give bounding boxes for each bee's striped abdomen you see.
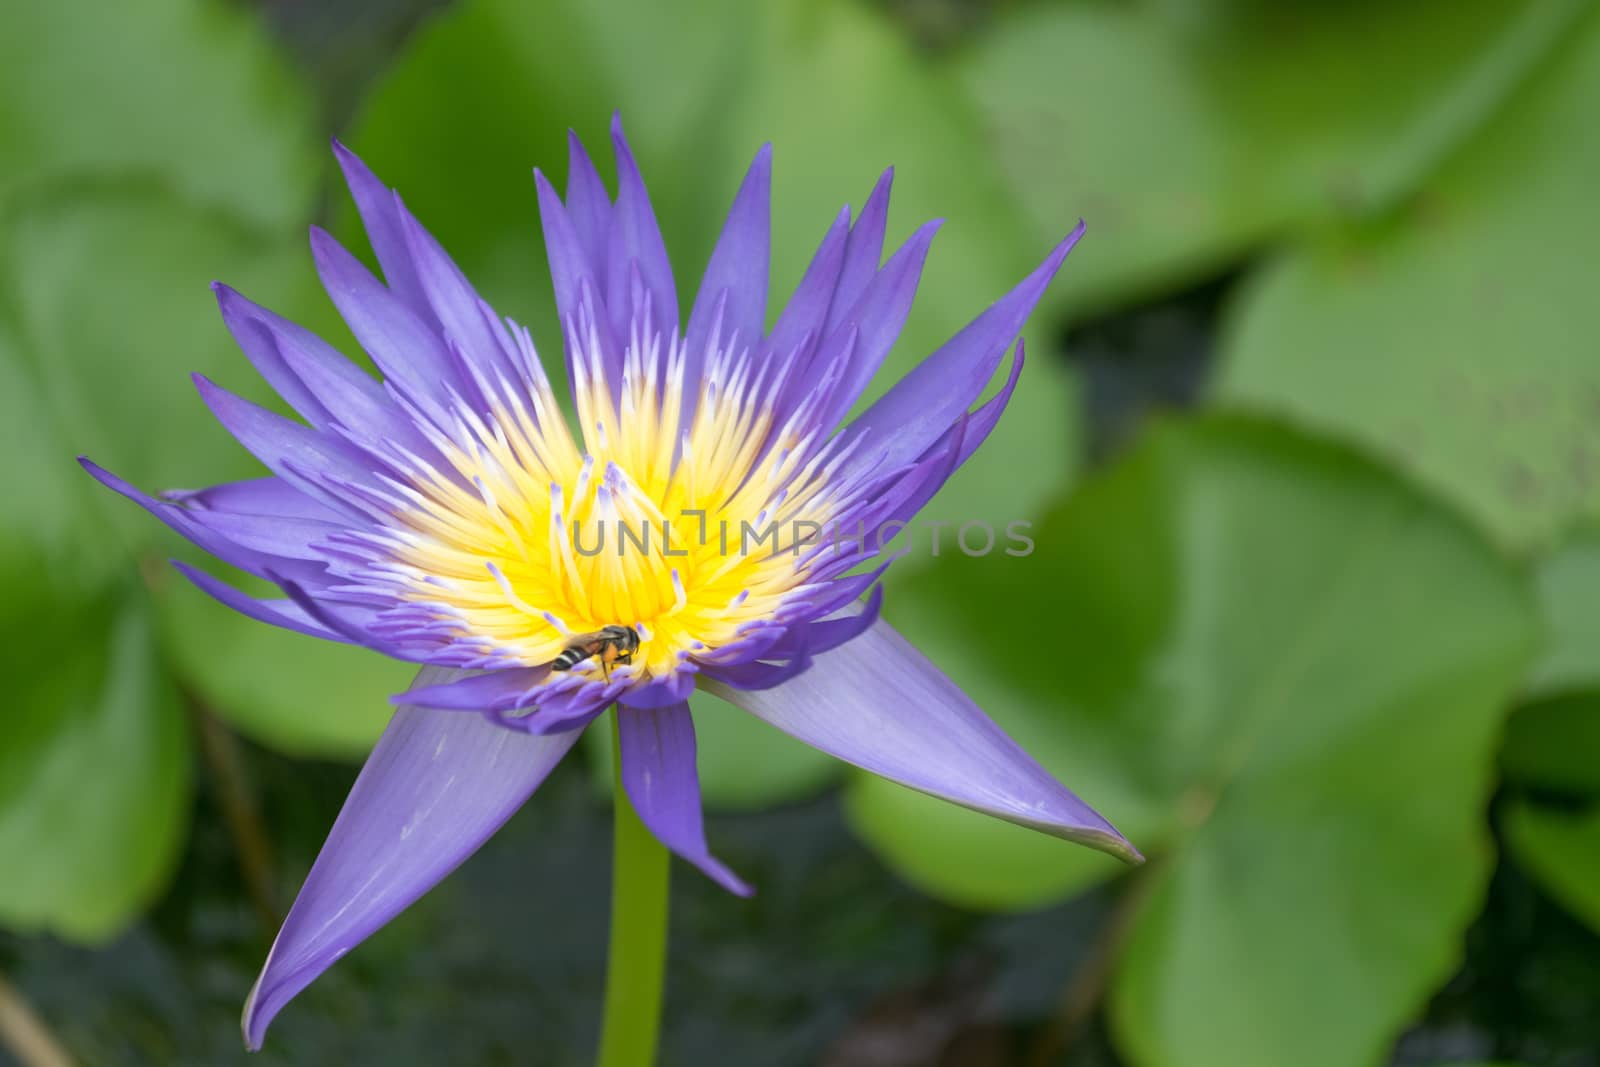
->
[552,645,593,671]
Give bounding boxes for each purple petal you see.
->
[700,654,813,691]
[262,320,444,465]
[79,459,326,583]
[396,666,552,710]
[684,144,772,368]
[706,619,1139,862]
[191,375,381,498]
[309,226,458,421]
[274,576,408,655]
[604,115,677,351]
[396,667,617,734]
[330,141,434,322]
[846,223,1083,470]
[955,339,1025,470]
[536,168,621,389]
[213,284,332,427]
[171,561,347,642]
[394,196,520,384]
[776,584,883,658]
[564,130,613,274]
[213,285,417,451]
[812,219,942,432]
[616,703,753,896]
[763,205,851,420]
[616,668,697,709]
[823,168,893,340]
[242,666,584,1049]
[161,476,339,522]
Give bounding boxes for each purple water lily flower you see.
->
[84,118,1137,1048]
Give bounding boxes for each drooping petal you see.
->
[242,666,584,1049]
[844,223,1084,470]
[616,702,753,896]
[706,619,1139,862]
[684,143,772,368]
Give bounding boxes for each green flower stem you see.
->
[596,727,670,1067]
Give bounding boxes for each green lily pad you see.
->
[1504,801,1600,934]
[0,575,190,942]
[1217,5,1600,551]
[350,0,1079,802]
[846,415,1536,1067]
[0,197,192,941]
[0,0,319,228]
[959,0,1587,317]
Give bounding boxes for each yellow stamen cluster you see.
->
[383,323,856,681]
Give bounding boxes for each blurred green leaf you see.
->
[0,319,106,585]
[350,0,1078,803]
[0,577,190,942]
[1504,801,1600,933]
[1502,692,1600,793]
[0,0,319,228]
[959,0,1587,317]
[847,415,1535,1067]
[1218,6,1600,551]
[1529,529,1600,695]
[0,193,194,941]
[583,692,840,811]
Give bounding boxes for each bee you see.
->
[551,624,640,680]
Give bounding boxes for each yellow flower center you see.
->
[385,325,853,680]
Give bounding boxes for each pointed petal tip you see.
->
[711,861,757,898]
[241,975,270,1050]
[1094,829,1144,866]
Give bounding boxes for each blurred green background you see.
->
[3,0,1599,1064]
